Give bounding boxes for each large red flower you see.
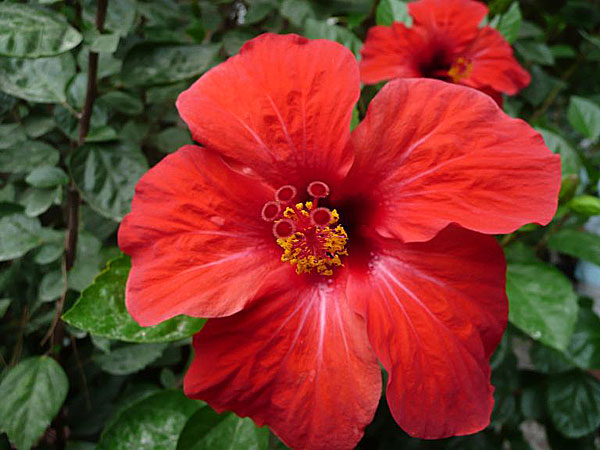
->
[118,34,560,449]
[360,0,530,102]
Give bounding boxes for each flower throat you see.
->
[261,181,348,276]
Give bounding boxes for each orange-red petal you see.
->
[347,226,507,438]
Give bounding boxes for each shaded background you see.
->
[0,0,599,449]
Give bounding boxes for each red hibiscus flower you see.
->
[360,0,530,103]
[118,34,560,450]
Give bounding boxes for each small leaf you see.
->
[22,187,60,217]
[69,141,148,221]
[0,356,69,450]
[98,390,201,450]
[39,270,64,303]
[568,195,600,216]
[567,306,600,370]
[0,123,27,149]
[121,43,220,87]
[506,261,578,351]
[0,141,60,174]
[0,52,76,103]
[0,297,10,317]
[0,214,45,261]
[0,4,82,58]
[497,2,522,44]
[567,96,600,141]
[63,255,206,343]
[303,19,362,55]
[547,371,600,438]
[154,127,192,153]
[26,166,69,188]
[89,33,120,54]
[177,408,269,450]
[98,91,144,116]
[515,41,555,65]
[94,343,167,375]
[280,0,315,26]
[376,0,411,26]
[547,229,600,266]
[34,241,64,265]
[537,128,582,178]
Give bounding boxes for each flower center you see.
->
[261,181,348,276]
[448,57,473,83]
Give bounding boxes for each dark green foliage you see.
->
[0,1,599,449]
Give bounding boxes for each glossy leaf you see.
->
[0,214,45,261]
[0,141,60,173]
[547,229,600,266]
[0,52,76,103]
[0,3,82,58]
[97,390,201,450]
[567,96,600,141]
[567,306,600,370]
[0,356,68,450]
[62,255,206,343]
[121,43,220,87]
[26,166,69,188]
[177,408,269,450]
[547,371,600,438]
[94,343,167,375]
[69,141,148,221]
[506,261,578,351]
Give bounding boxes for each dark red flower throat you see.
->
[261,181,348,276]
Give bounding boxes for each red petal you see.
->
[462,27,531,95]
[184,276,381,450]
[118,145,283,326]
[347,78,561,243]
[359,23,427,84]
[177,33,359,187]
[347,226,507,438]
[408,0,488,50]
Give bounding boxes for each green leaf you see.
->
[0,297,10,317]
[0,123,27,149]
[568,195,600,216]
[177,408,269,450]
[121,43,220,87]
[567,306,600,370]
[98,91,144,116]
[68,232,103,291]
[304,19,362,55]
[0,52,76,103]
[515,41,555,65]
[567,96,600,141]
[0,4,82,58]
[34,241,63,265]
[26,166,69,188]
[94,343,167,375]
[375,0,411,26]
[497,2,522,44]
[69,141,148,221]
[98,390,201,450]
[154,127,192,153]
[537,128,582,177]
[0,356,68,450]
[547,371,600,438]
[23,114,56,138]
[39,269,63,303]
[244,1,275,24]
[521,66,565,106]
[280,0,316,26]
[530,341,575,374]
[22,187,60,217]
[506,261,578,351]
[63,256,206,343]
[547,229,600,266]
[0,214,45,261]
[89,33,120,54]
[0,141,60,173]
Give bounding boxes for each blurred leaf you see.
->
[97,390,201,450]
[506,261,578,351]
[280,0,316,26]
[26,166,69,188]
[94,343,167,375]
[551,44,576,59]
[497,2,522,44]
[223,29,258,56]
[154,127,192,153]
[567,306,600,370]
[39,269,63,302]
[89,32,120,54]
[0,52,76,103]
[521,66,565,106]
[245,1,276,24]
[22,187,60,217]
[519,384,545,420]
[98,91,144,116]
[0,214,45,261]
[0,141,59,173]
[0,297,10,317]
[547,371,600,438]
[23,114,56,138]
[34,241,63,265]
[515,41,554,65]
[68,232,103,291]
[63,255,206,343]
[304,19,362,55]
[0,3,82,58]
[69,141,148,221]
[0,356,68,450]
[177,408,269,450]
[567,195,600,216]
[0,123,27,149]
[121,43,220,87]
[530,341,575,374]
[547,229,600,266]
[537,128,582,177]
[376,0,411,26]
[567,96,600,141]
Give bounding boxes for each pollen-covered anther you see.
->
[274,201,347,276]
[448,57,473,83]
[261,201,281,222]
